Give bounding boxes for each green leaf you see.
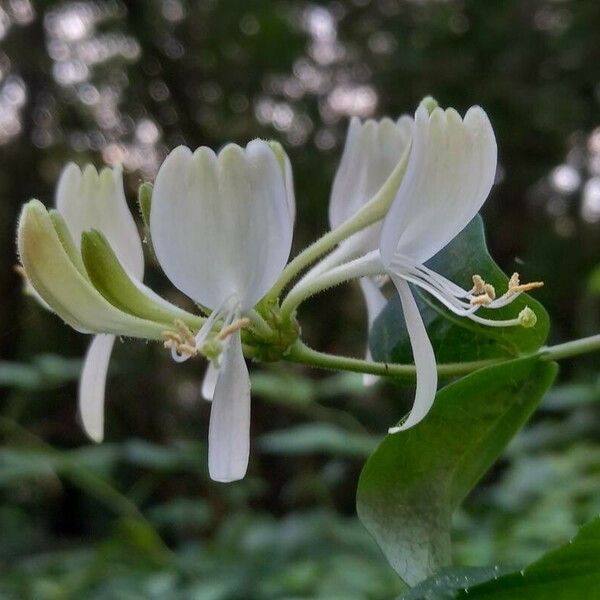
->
[401,515,600,599]
[356,357,558,586]
[370,216,550,364]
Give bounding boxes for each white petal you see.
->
[150,141,294,310]
[269,140,296,221]
[208,331,251,482]
[358,277,388,386]
[380,105,497,265]
[56,164,144,279]
[201,361,219,401]
[329,115,413,229]
[78,334,115,443]
[388,276,437,432]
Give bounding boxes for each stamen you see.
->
[484,283,496,300]
[161,320,198,359]
[216,317,251,341]
[507,272,544,295]
[469,274,495,306]
[470,293,493,306]
[161,331,183,344]
[173,319,196,346]
[471,274,486,295]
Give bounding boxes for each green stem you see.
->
[285,341,498,381]
[284,333,600,381]
[541,333,600,361]
[267,151,409,301]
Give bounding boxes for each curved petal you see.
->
[380,105,497,266]
[208,331,251,482]
[150,141,294,311]
[388,276,438,432]
[201,361,219,401]
[78,334,115,443]
[358,277,388,386]
[329,115,413,229]
[56,163,144,279]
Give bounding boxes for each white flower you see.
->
[329,115,414,253]
[329,116,414,383]
[56,164,145,443]
[150,140,295,482]
[379,104,500,432]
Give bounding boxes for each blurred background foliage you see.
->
[0,0,599,597]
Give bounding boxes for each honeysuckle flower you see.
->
[150,140,295,482]
[327,116,414,384]
[377,103,541,432]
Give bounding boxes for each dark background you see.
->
[1,1,599,597]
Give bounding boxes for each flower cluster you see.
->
[17,97,542,482]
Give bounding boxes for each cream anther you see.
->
[470,274,495,306]
[162,319,198,358]
[216,317,251,341]
[507,272,544,296]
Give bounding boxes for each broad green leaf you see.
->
[401,515,600,599]
[356,358,557,586]
[370,216,550,364]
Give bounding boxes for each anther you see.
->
[471,274,486,295]
[470,293,493,306]
[216,317,251,341]
[484,283,496,300]
[162,320,199,358]
[173,319,196,346]
[507,272,544,296]
[470,274,495,306]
